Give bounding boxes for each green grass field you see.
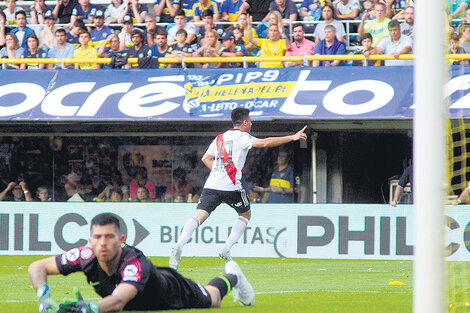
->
[0,256,413,313]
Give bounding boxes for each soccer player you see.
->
[169,108,307,269]
[28,213,255,313]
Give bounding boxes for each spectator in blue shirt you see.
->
[70,0,97,26]
[143,14,165,46]
[10,11,36,50]
[150,29,169,57]
[150,29,169,68]
[220,0,244,22]
[166,28,194,68]
[20,34,47,69]
[120,0,147,24]
[153,0,178,22]
[90,9,115,47]
[123,29,152,68]
[29,0,54,24]
[173,0,196,21]
[192,0,221,22]
[47,28,76,68]
[312,24,346,67]
[217,30,246,68]
[97,34,125,68]
[196,9,224,46]
[268,0,298,24]
[67,18,85,45]
[0,33,25,69]
[299,0,322,21]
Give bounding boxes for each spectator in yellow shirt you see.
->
[74,31,99,69]
[245,14,289,67]
[358,2,391,46]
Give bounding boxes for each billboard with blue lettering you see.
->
[0,66,468,120]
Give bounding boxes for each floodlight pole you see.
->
[413,0,446,312]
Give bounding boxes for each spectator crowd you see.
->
[0,0,467,68]
[0,136,301,203]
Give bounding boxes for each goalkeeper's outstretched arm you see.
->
[29,257,61,312]
[29,256,61,289]
[29,256,139,313]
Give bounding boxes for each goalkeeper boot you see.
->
[224,260,255,306]
[218,247,232,262]
[169,244,182,270]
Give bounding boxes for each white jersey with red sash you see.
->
[203,129,257,191]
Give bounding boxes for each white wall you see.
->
[0,203,468,261]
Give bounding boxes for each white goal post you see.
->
[413,0,446,313]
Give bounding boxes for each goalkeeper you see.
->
[28,213,254,313]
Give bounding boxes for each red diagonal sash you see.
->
[216,134,237,185]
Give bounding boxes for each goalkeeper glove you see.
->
[57,287,99,313]
[37,282,59,313]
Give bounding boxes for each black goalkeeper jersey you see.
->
[55,245,211,310]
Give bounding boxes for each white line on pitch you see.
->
[257,289,410,295]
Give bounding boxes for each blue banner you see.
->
[0,66,468,120]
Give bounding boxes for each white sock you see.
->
[223,216,249,251]
[176,216,200,249]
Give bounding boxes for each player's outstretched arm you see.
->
[29,256,61,312]
[57,284,137,313]
[96,283,138,312]
[252,126,307,148]
[29,256,61,289]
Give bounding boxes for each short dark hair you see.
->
[202,9,214,17]
[176,28,187,37]
[388,19,400,30]
[450,33,460,41]
[110,188,123,199]
[175,9,186,17]
[153,28,167,38]
[360,32,372,42]
[90,213,121,232]
[26,33,39,44]
[131,29,144,38]
[55,28,67,35]
[79,30,90,38]
[231,108,250,126]
[292,23,304,31]
[74,19,85,29]
[15,10,26,18]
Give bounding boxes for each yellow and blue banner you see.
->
[0,66,468,120]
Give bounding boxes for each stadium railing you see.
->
[1,1,464,46]
[2,53,470,69]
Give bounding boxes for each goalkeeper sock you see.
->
[208,274,238,298]
[176,216,200,248]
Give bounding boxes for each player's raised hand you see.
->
[293,126,308,141]
[247,14,253,27]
